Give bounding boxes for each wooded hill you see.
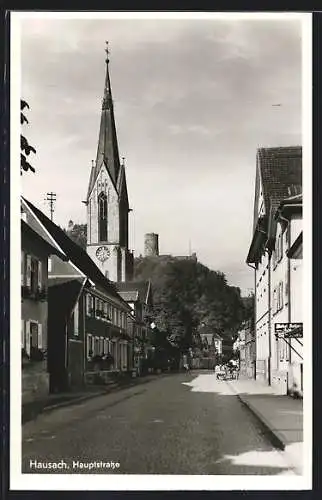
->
[134,255,252,351]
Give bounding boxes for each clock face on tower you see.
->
[96,246,110,262]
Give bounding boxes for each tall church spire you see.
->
[87,42,121,200]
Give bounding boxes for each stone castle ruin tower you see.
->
[144,233,159,257]
[85,43,133,282]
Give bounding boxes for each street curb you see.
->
[226,382,286,451]
[42,391,107,413]
[237,394,286,451]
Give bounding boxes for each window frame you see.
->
[98,191,108,242]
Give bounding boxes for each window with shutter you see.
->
[87,334,92,358]
[38,323,43,349]
[30,322,38,348]
[74,301,79,335]
[21,251,25,286]
[21,320,25,348]
[25,321,31,355]
[26,255,31,287]
[37,260,42,290]
[86,294,90,316]
[30,258,38,293]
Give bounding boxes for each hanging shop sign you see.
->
[274,323,303,338]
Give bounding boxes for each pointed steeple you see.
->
[87,42,121,200]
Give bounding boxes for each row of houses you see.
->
[240,146,303,397]
[21,197,153,403]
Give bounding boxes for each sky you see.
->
[19,14,303,295]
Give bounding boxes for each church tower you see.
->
[86,43,133,282]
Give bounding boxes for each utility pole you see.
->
[45,192,56,221]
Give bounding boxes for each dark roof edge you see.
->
[21,220,67,260]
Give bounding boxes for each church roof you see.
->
[22,197,129,309]
[87,44,122,200]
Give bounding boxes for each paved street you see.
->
[22,372,298,475]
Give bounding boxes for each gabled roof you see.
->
[87,158,119,202]
[116,280,152,305]
[21,219,66,259]
[255,146,302,231]
[49,276,88,288]
[118,290,139,302]
[248,146,302,264]
[21,198,67,258]
[22,197,128,307]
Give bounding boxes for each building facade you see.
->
[235,320,256,379]
[116,281,153,374]
[270,194,303,395]
[246,146,302,395]
[21,204,66,402]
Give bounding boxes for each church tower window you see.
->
[98,192,108,241]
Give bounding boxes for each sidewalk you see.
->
[22,372,167,425]
[227,378,303,474]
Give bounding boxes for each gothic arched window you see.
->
[98,192,108,241]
